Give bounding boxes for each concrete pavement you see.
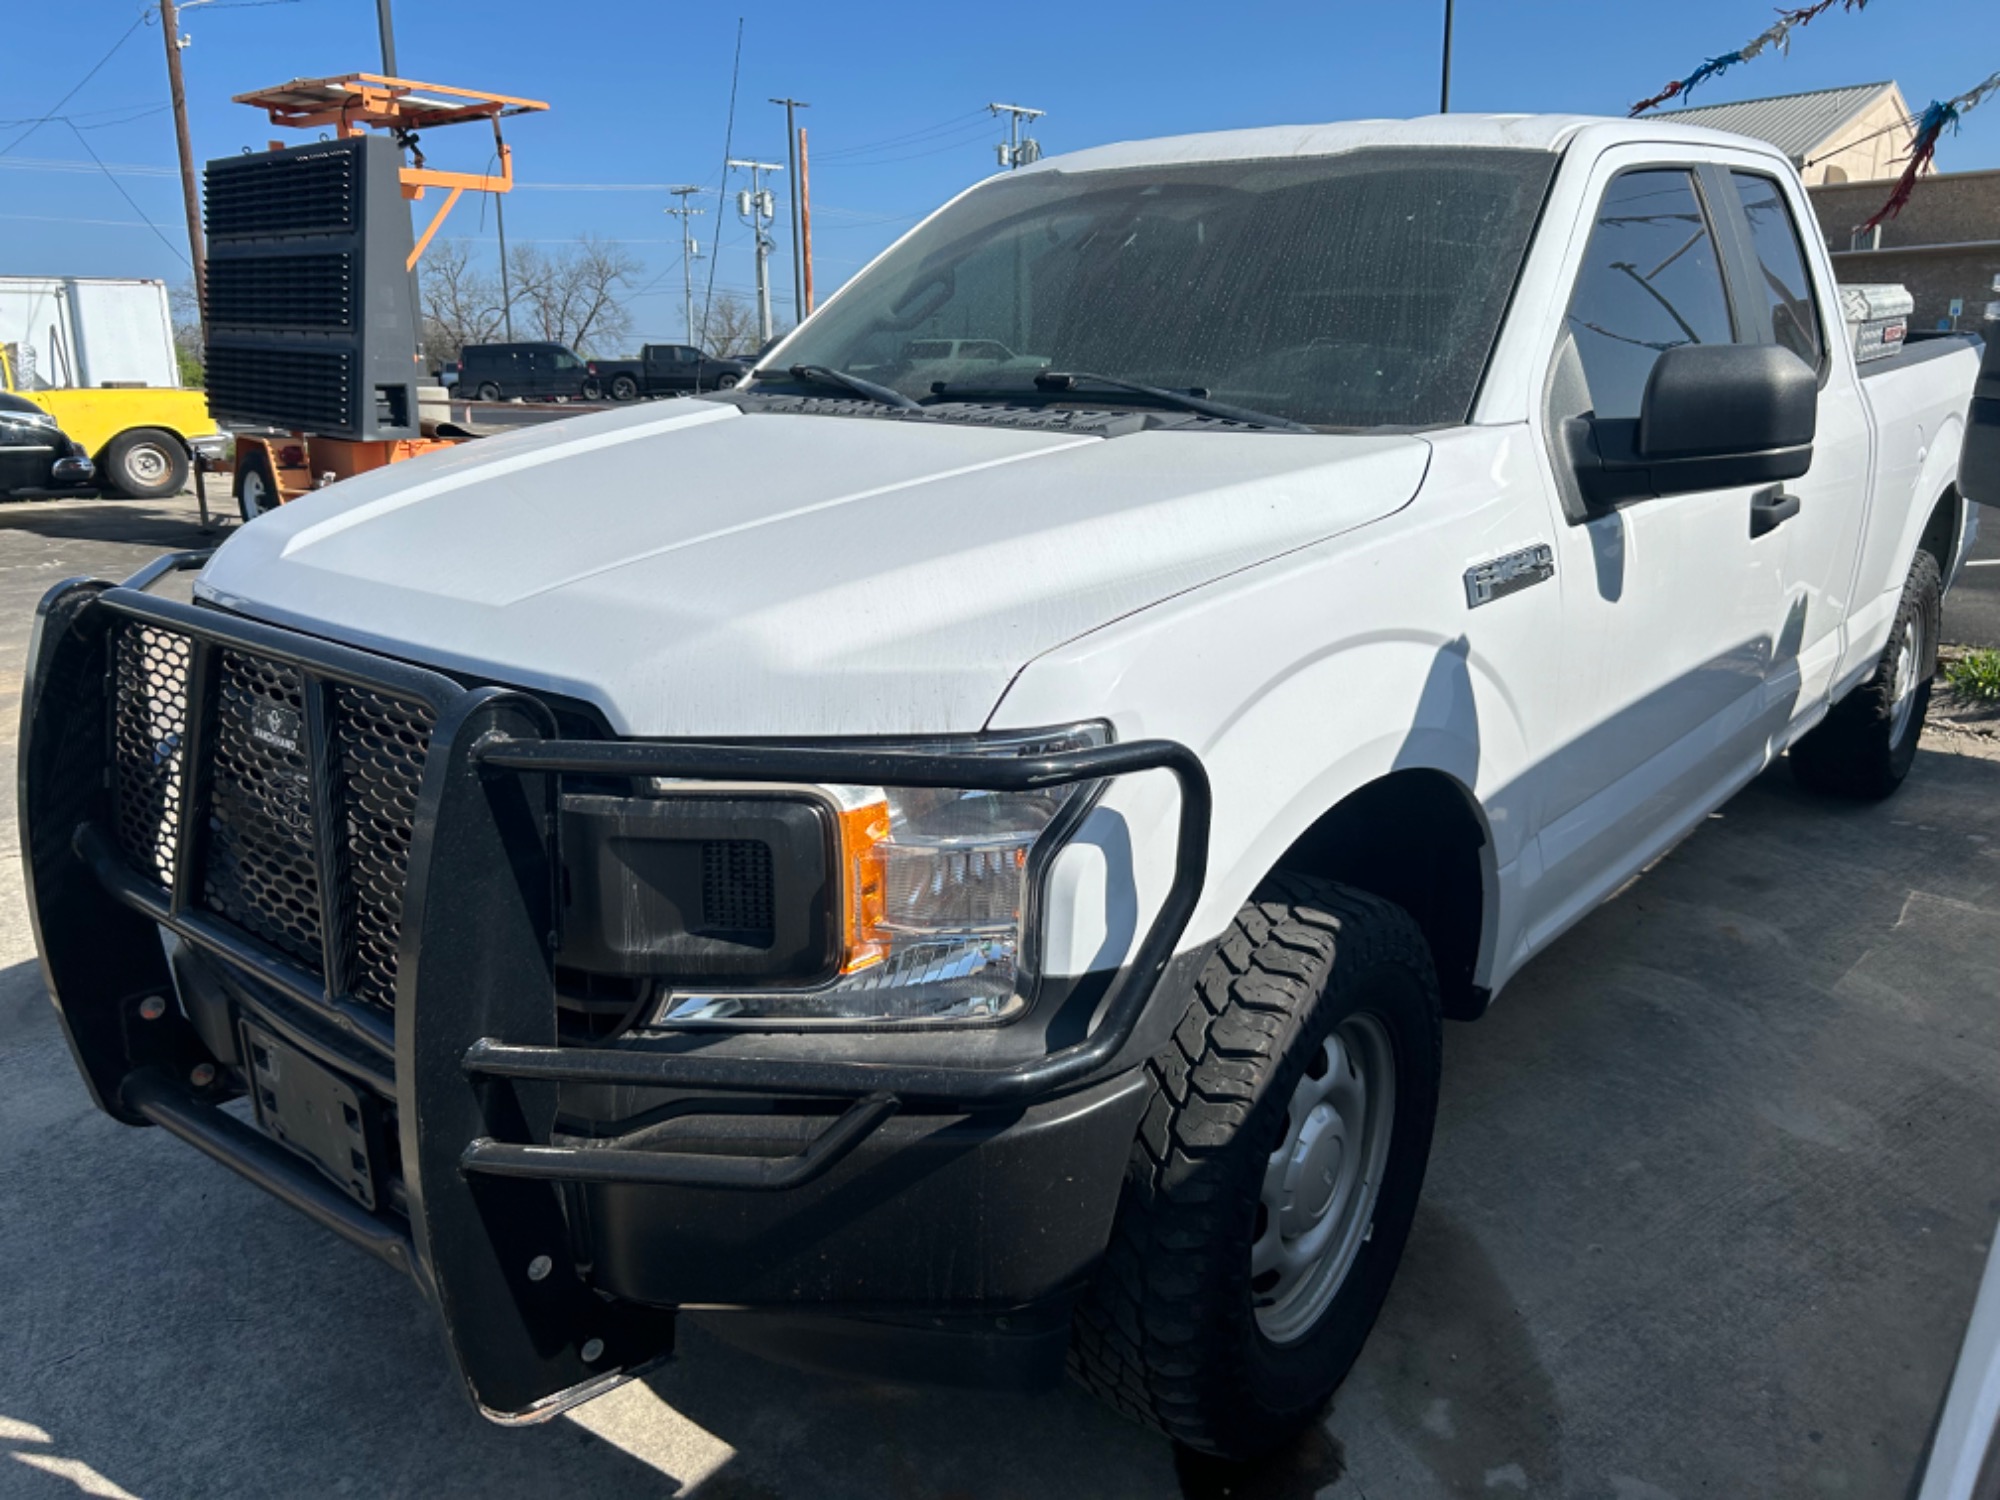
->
[1,493,1996,1498]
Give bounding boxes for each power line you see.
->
[62,119,190,266]
[0,10,150,158]
[811,109,990,160]
[699,18,744,356]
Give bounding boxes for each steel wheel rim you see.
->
[128,444,169,485]
[1252,1012,1396,1344]
[241,469,272,517]
[1890,614,1922,746]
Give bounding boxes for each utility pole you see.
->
[798,129,814,316]
[770,97,809,326]
[159,0,206,331]
[496,195,513,340]
[989,102,1044,170]
[664,185,706,346]
[728,158,783,345]
[1440,0,1456,114]
[375,0,398,75]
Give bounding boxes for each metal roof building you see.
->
[1667,81,1914,185]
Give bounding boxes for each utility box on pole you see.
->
[728,158,784,346]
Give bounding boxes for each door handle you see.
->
[1750,487,1801,539]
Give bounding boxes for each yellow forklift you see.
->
[209,75,546,520]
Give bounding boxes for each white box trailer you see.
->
[0,276,181,391]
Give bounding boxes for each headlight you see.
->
[651,724,1105,1026]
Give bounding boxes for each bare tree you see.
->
[696,292,765,358]
[418,239,507,368]
[505,235,643,356]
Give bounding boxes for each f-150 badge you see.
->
[1464,544,1555,609]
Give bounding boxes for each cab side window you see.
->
[1729,172,1824,371]
[1563,170,1736,421]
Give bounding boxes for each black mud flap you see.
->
[398,688,674,1419]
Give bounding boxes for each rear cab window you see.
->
[1727,171,1825,372]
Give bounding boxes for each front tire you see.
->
[103,429,189,500]
[1070,876,1442,1460]
[1789,550,1940,799]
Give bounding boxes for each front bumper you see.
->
[51,452,93,485]
[19,557,1208,1419]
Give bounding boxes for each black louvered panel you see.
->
[202,651,324,976]
[204,147,358,241]
[331,685,436,1011]
[109,622,193,885]
[205,344,353,432]
[208,252,355,331]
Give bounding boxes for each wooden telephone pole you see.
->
[160,0,207,332]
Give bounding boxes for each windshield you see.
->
[771,146,1556,430]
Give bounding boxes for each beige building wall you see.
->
[1802,85,1916,185]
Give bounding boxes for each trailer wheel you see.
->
[234,450,280,524]
[103,429,190,500]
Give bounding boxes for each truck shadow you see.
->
[0,497,227,548]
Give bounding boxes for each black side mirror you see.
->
[1570,343,1817,506]
[1962,335,1999,508]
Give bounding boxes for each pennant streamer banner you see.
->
[1630,0,1874,115]
[1864,69,2000,228]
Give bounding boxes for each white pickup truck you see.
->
[22,114,1984,1458]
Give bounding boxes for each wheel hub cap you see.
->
[1252,1014,1396,1345]
[1890,615,1922,745]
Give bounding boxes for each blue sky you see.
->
[3,0,1995,346]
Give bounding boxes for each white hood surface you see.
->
[199,401,1430,736]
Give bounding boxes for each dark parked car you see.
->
[0,391,93,499]
[587,343,751,401]
[455,342,595,403]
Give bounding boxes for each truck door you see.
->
[1718,169,1867,713]
[666,345,700,392]
[1531,161,1799,936]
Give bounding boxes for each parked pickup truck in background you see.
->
[20,114,1986,1460]
[585,342,752,401]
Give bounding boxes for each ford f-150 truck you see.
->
[20,115,1986,1459]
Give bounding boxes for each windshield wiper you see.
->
[780,364,923,412]
[1026,370,1314,432]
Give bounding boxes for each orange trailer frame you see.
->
[224,75,548,511]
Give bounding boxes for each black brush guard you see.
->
[19,561,1210,1422]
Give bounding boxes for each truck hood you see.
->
[199,401,1430,736]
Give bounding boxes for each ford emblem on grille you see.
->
[250,702,303,755]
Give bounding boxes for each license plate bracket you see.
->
[242,1021,381,1210]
